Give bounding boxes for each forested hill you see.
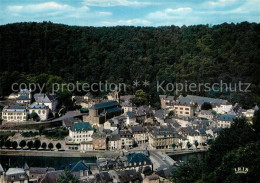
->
[0,22,259,108]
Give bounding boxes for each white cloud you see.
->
[206,0,237,8]
[83,0,150,7]
[7,2,76,13]
[230,0,260,13]
[101,18,151,26]
[5,1,112,20]
[147,7,192,20]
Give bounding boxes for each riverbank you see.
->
[0,147,208,158]
[0,149,120,158]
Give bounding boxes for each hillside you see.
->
[0,22,259,108]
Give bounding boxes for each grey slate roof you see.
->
[178,95,229,106]
[29,167,55,174]
[3,105,26,112]
[69,161,89,172]
[30,103,49,109]
[24,163,29,170]
[217,114,236,121]
[130,125,146,133]
[17,95,30,100]
[34,93,56,103]
[95,172,112,183]
[18,89,30,94]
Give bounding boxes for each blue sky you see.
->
[0,0,259,26]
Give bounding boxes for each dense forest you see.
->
[0,22,259,108]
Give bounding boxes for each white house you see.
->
[2,105,28,122]
[29,103,49,121]
[34,93,58,111]
[129,126,148,144]
[108,134,122,150]
[187,129,208,146]
[217,114,236,128]
[119,130,133,150]
[16,89,31,104]
[198,110,215,120]
[69,122,94,143]
[213,104,233,114]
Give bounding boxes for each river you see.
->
[0,151,205,170]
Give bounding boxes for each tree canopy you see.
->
[0,22,259,108]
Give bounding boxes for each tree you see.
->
[39,125,45,135]
[19,140,26,149]
[187,141,192,149]
[12,141,18,149]
[130,89,148,107]
[171,158,203,183]
[201,102,212,110]
[48,143,54,150]
[41,142,47,149]
[30,112,39,121]
[0,139,4,148]
[27,141,33,149]
[56,143,62,150]
[34,139,41,149]
[57,169,79,183]
[172,143,177,149]
[194,140,199,149]
[5,140,11,148]
[179,142,183,149]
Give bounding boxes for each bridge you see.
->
[149,150,176,170]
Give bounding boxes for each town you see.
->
[0,88,258,183]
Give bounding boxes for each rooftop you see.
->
[71,122,93,131]
[90,100,119,110]
[17,95,30,100]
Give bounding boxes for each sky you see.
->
[0,0,259,27]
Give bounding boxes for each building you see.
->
[72,94,101,109]
[121,102,136,113]
[34,93,58,111]
[0,167,29,183]
[130,126,148,144]
[29,167,55,181]
[187,129,208,146]
[160,95,229,111]
[107,134,122,150]
[173,104,194,117]
[148,126,179,150]
[125,153,153,172]
[213,104,233,114]
[120,95,135,103]
[198,110,214,120]
[120,130,133,150]
[16,89,31,104]
[69,122,94,143]
[92,132,107,150]
[217,114,236,128]
[86,101,123,126]
[2,105,28,122]
[29,103,49,121]
[107,91,119,103]
[97,153,152,173]
[80,141,93,151]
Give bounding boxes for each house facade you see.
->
[29,103,49,121]
[2,105,28,122]
[69,122,94,142]
[92,132,107,150]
